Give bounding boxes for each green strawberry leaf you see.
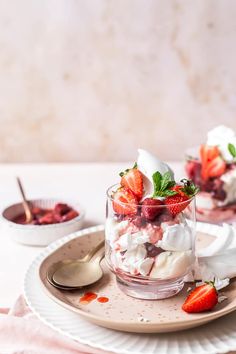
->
[228,143,236,158]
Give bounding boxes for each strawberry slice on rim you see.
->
[112,187,138,215]
[120,163,143,201]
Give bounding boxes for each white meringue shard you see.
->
[207,125,236,161]
[150,251,194,279]
[137,148,174,197]
[157,224,192,251]
[197,223,236,280]
[220,168,236,205]
[105,218,129,243]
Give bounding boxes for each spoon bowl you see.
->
[47,239,105,289]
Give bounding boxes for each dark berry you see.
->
[54,203,71,216]
[132,216,146,228]
[141,198,163,221]
[145,243,163,257]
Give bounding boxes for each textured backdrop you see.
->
[0,0,235,162]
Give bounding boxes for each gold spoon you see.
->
[47,239,105,289]
[16,177,33,224]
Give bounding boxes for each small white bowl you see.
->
[1,198,85,246]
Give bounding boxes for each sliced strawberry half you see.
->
[182,282,218,313]
[200,144,226,180]
[112,187,138,215]
[165,179,199,216]
[120,164,143,201]
[165,194,190,216]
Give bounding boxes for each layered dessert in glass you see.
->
[105,149,198,300]
[186,125,236,223]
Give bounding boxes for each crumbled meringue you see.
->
[220,169,236,205]
[157,224,192,251]
[105,218,129,243]
[150,251,194,279]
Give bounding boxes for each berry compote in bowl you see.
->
[185,125,236,223]
[105,149,198,300]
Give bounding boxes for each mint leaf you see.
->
[160,172,172,191]
[152,171,162,195]
[228,143,236,158]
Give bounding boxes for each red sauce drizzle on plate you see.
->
[79,292,97,305]
[79,292,109,305]
[97,296,109,303]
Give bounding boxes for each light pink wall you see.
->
[0,0,235,162]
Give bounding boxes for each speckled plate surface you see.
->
[37,224,236,333]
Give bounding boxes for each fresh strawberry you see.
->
[182,282,218,313]
[204,156,226,180]
[112,187,138,215]
[141,198,163,221]
[165,194,190,216]
[165,179,199,216]
[200,144,226,180]
[120,163,143,200]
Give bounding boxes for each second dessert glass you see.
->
[105,185,196,300]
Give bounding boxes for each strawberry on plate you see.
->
[120,163,143,201]
[182,282,218,313]
[112,187,138,215]
[165,179,199,216]
[200,144,226,181]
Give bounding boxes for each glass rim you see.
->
[106,184,196,208]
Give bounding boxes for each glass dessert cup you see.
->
[105,185,196,300]
[185,148,236,223]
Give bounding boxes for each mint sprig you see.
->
[152,171,176,198]
[180,179,199,197]
[228,143,236,159]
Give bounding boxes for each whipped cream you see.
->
[157,224,192,251]
[137,149,174,197]
[207,125,236,162]
[150,251,194,279]
[197,223,236,279]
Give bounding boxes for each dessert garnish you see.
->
[182,281,218,313]
[120,163,143,201]
[13,203,79,225]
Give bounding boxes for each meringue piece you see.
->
[197,223,236,257]
[218,295,228,303]
[150,251,194,279]
[105,218,129,243]
[157,224,192,251]
[220,169,236,205]
[114,231,149,251]
[123,244,147,267]
[137,149,174,197]
[136,257,154,276]
[207,125,236,161]
[114,232,132,251]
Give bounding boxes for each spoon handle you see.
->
[16,177,33,223]
[82,239,105,262]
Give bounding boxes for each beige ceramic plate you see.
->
[39,226,236,333]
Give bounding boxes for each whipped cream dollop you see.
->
[197,223,236,279]
[137,149,174,197]
[207,125,236,161]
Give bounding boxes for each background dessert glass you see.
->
[185,147,236,223]
[105,184,196,300]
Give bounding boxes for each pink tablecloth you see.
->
[0,295,113,354]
